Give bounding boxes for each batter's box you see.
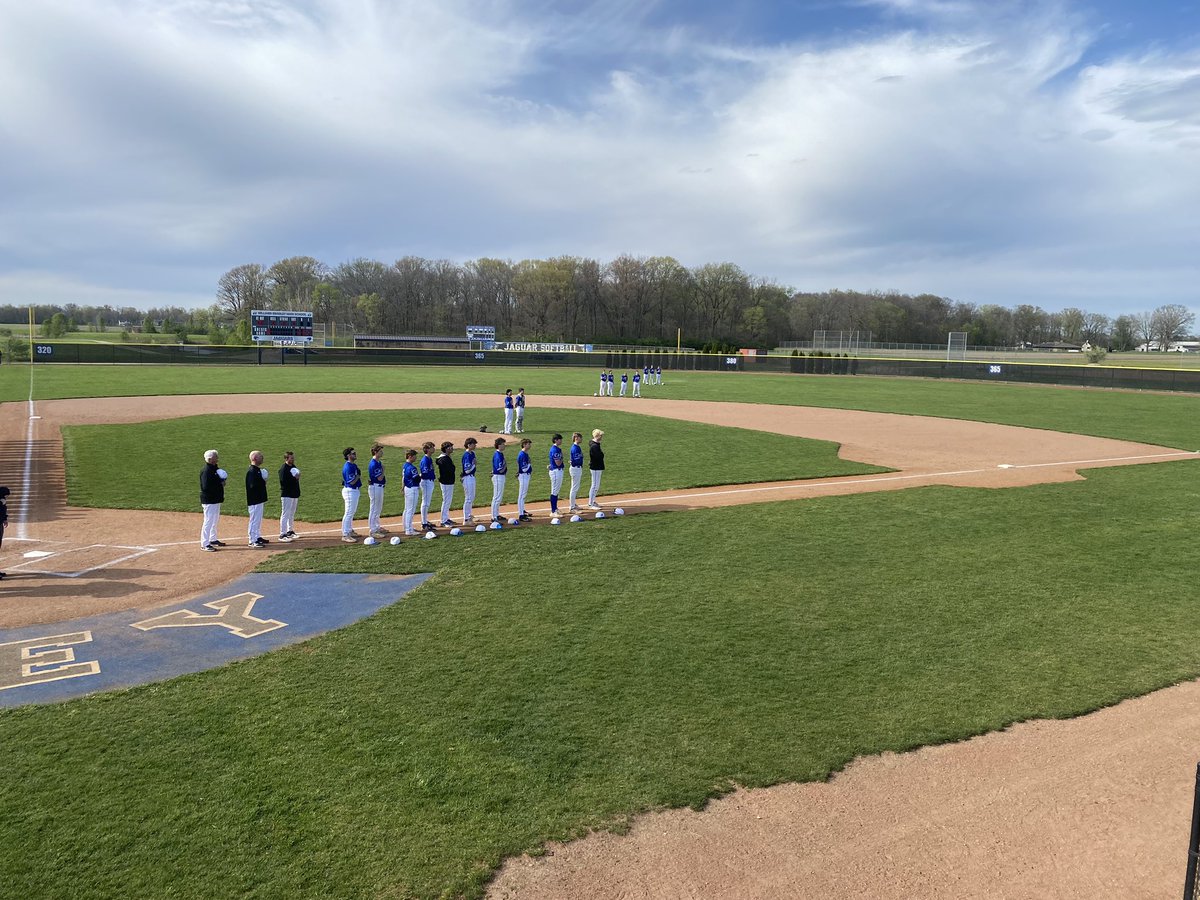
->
[12,545,157,578]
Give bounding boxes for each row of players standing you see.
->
[198,449,301,551]
[598,365,663,397]
[337,430,606,542]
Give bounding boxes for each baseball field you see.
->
[2,362,1200,898]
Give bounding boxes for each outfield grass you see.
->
[62,409,885,519]
[3,460,1200,897]
[5,362,1200,447]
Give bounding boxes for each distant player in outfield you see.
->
[514,387,526,433]
[419,442,436,531]
[367,442,387,539]
[656,365,662,384]
[246,450,269,547]
[588,428,605,509]
[402,449,420,536]
[436,441,456,527]
[643,364,650,386]
[619,371,628,397]
[502,388,514,434]
[606,369,614,396]
[598,369,606,396]
[547,433,565,516]
[341,447,362,542]
[200,450,225,551]
[490,437,507,523]
[461,437,478,523]
[278,450,300,542]
[632,369,641,397]
[516,438,533,521]
[568,432,584,512]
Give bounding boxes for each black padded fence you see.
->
[1186,763,1200,900]
[20,342,1200,394]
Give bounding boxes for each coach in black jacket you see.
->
[245,451,269,547]
[587,428,605,510]
[199,450,225,551]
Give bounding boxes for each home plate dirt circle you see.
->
[1,391,1196,899]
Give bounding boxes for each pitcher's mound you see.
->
[375,430,504,452]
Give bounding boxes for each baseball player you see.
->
[656,365,662,385]
[341,447,362,542]
[588,428,605,509]
[619,372,628,397]
[568,432,584,512]
[367,443,387,539]
[548,433,565,516]
[514,387,526,433]
[278,450,300,542]
[606,370,614,396]
[632,370,641,397]
[402,449,421,536]
[598,369,606,396]
[490,437,507,523]
[246,450,269,547]
[419,442,436,530]
[461,436,478,523]
[516,438,533,521]
[436,441,456,527]
[199,449,226,551]
[502,388,514,434]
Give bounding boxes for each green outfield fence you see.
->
[19,341,1200,393]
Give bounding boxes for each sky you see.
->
[0,0,1198,318]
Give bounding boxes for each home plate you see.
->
[12,545,156,578]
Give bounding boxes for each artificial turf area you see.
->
[61,409,887,518]
[3,459,1200,897]
[5,361,1200,447]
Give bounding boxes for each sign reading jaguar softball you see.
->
[0,572,431,707]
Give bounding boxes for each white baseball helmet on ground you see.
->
[551,517,561,525]
[475,524,487,532]
[508,517,519,526]
[595,511,606,519]
[570,514,582,523]
[614,508,625,516]
[389,536,401,545]
[364,536,377,546]
[450,528,462,536]
[423,531,437,540]
[489,521,503,530]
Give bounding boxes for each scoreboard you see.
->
[251,310,314,344]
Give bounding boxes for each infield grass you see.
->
[6,362,1200,447]
[3,460,1200,897]
[62,409,886,518]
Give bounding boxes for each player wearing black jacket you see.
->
[587,429,605,510]
[199,450,225,550]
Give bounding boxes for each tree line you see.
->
[2,254,1195,351]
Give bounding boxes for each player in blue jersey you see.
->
[367,442,387,539]
[547,433,565,515]
[419,442,437,531]
[632,370,641,397]
[514,387,526,433]
[606,370,614,396]
[598,369,606,396]
[401,449,421,536]
[516,438,533,521]
[568,432,584,512]
[643,364,650,387]
[502,388,514,434]
[656,365,662,385]
[341,447,362,542]
[460,437,478,523]
[619,372,628,397]
[490,437,508,523]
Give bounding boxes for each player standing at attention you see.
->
[588,428,605,510]
[436,441,456,527]
[547,433,565,516]
[341,447,362,542]
[606,370,614,396]
[619,372,628,397]
[656,365,662,385]
[401,449,420,536]
[568,432,584,512]
[199,449,225,551]
[516,438,533,521]
[632,369,641,397]
[514,387,526,433]
[419,442,437,531]
[246,450,269,547]
[598,369,606,396]
[502,388,514,434]
[643,364,650,387]
[278,451,300,542]
[490,437,508,523]
[461,437,478,523]
[367,443,387,539]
